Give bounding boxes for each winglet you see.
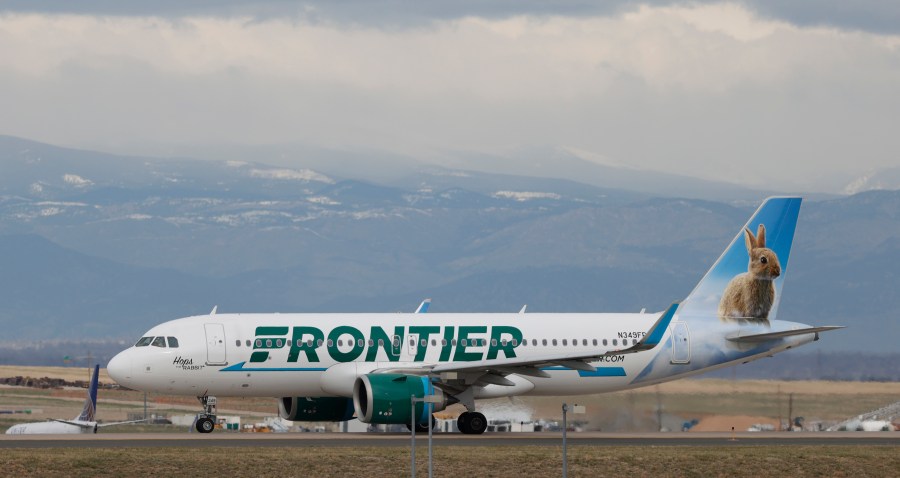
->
[415,299,431,314]
[631,302,679,352]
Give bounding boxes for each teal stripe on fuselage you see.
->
[542,366,626,377]
[220,362,626,376]
[220,362,327,372]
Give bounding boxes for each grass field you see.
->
[0,445,897,477]
[1,366,897,476]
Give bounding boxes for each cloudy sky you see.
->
[1,1,899,191]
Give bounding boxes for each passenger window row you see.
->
[226,336,638,349]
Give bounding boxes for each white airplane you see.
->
[107,197,842,434]
[6,365,142,434]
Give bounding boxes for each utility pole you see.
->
[411,394,441,478]
[788,393,794,431]
[656,386,663,431]
[562,403,585,478]
[777,384,782,431]
[562,403,568,478]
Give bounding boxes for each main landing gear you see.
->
[457,411,487,435]
[195,396,217,433]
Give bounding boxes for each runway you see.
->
[1,432,897,448]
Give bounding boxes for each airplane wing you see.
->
[377,303,678,382]
[51,418,146,430]
[49,419,95,430]
[726,326,844,343]
[431,302,677,377]
[96,419,147,428]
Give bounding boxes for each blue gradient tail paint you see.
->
[679,197,802,321]
[77,364,100,422]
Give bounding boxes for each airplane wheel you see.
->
[468,412,487,435]
[196,417,215,433]
[457,412,471,434]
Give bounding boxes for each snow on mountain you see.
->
[307,196,341,206]
[249,167,334,183]
[492,191,562,202]
[842,168,900,195]
[63,174,93,187]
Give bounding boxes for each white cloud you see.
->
[1,4,899,191]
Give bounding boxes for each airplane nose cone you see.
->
[107,350,132,385]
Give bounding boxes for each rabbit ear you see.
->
[744,227,756,252]
[756,224,766,248]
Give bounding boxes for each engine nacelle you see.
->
[278,396,355,422]
[353,374,447,425]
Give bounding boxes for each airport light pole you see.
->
[411,394,442,478]
[561,403,585,478]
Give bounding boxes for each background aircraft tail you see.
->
[75,364,99,422]
[678,197,802,324]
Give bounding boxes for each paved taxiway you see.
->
[1,432,896,449]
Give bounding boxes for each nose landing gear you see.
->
[194,396,217,433]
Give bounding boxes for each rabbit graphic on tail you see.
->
[717,224,781,324]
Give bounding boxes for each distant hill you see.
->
[1,135,898,356]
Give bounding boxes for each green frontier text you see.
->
[249,325,523,363]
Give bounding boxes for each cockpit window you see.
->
[167,337,179,348]
[135,337,154,347]
[151,336,166,348]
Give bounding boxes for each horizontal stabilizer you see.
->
[727,326,845,343]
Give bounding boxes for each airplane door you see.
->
[205,323,228,365]
[670,322,691,364]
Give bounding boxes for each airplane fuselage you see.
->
[5,421,94,435]
[108,311,814,399]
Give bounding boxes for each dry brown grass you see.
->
[0,366,111,384]
[0,445,896,477]
[520,379,900,431]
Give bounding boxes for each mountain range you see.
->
[1,135,898,355]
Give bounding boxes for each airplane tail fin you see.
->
[679,197,802,324]
[76,364,100,422]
